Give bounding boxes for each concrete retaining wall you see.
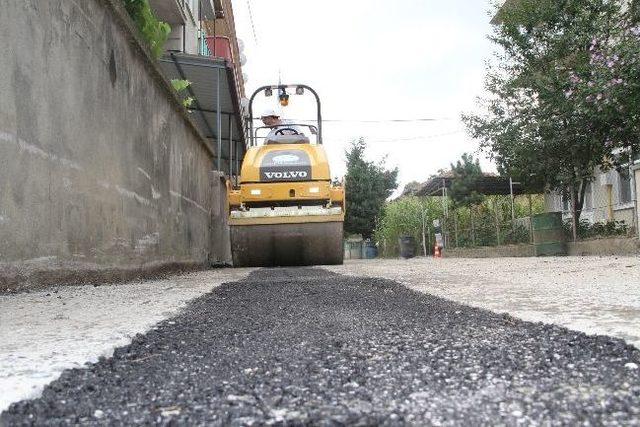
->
[567,237,640,256]
[442,237,640,259]
[0,0,228,286]
[444,244,535,258]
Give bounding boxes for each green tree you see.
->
[463,0,627,240]
[401,181,424,197]
[449,153,484,208]
[567,10,640,163]
[344,138,398,238]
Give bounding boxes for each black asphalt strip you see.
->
[2,268,640,425]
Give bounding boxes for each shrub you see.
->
[562,219,629,240]
[122,0,171,58]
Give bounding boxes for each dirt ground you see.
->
[327,256,640,349]
[1,256,638,413]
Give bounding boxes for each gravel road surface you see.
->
[328,256,640,348]
[3,268,639,425]
[0,268,253,412]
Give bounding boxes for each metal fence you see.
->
[439,196,536,251]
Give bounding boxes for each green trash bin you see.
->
[531,212,567,256]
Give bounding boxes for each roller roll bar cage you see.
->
[248,84,322,146]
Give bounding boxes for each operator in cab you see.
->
[260,109,305,141]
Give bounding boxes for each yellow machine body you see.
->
[229,143,344,223]
[227,142,345,266]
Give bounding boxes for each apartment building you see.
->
[148,0,247,179]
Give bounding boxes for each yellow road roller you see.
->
[227,84,345,267]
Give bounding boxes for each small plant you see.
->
[122,0,171,59]
[563,219,629,240]
[171,79,195,108]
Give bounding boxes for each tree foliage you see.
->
[122,0,171,58]
[401,181,424,197]
[449,153,484,208]
[344,139,398,238]
[462,0,640,231]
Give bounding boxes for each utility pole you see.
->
[420,207,428,257]
[509,177,516,222]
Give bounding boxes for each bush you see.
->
[122,0,171,58]
[375,194,545,255]
[502,223,530,245]
[563,219,629,240]
[374,197,443,257]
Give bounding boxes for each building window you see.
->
[619,170,632,204]
[584,182,593,210]
[561,190,570,212]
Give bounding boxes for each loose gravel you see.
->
[2,268,640,425]
[327,257,640,348]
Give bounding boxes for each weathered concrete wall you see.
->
[0,0,226,275]
[442,238,640,259]
[209,172,232,266]
[567,237,640,256]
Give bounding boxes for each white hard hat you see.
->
[261,108,280,118]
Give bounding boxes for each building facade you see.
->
[147,0,248,181]
[149,0,213,55]
[545,164,639,233]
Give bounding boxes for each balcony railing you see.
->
[205,36,233,62]
[198,30,211,56]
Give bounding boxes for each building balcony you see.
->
[149,0,189,25]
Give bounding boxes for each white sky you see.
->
[231,0,497,193]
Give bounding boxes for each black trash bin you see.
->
[398,235,416,259]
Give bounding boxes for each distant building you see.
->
[544,164,638,229]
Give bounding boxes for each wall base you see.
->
[567,237,640,256]
[444,244,535,258]
[0,259,209,294]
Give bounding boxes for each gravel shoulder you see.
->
[2,268,639,425]
[325,256,640,348]
[0,268,253,412]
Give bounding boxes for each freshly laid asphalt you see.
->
[2,268,640,425]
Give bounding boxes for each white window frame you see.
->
[617,168,634,208]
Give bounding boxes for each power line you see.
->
[251,118,453,123]
[309,118,450,123]
[365,130,464,143]
[246,0,258,45]
[255,130,464,142]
